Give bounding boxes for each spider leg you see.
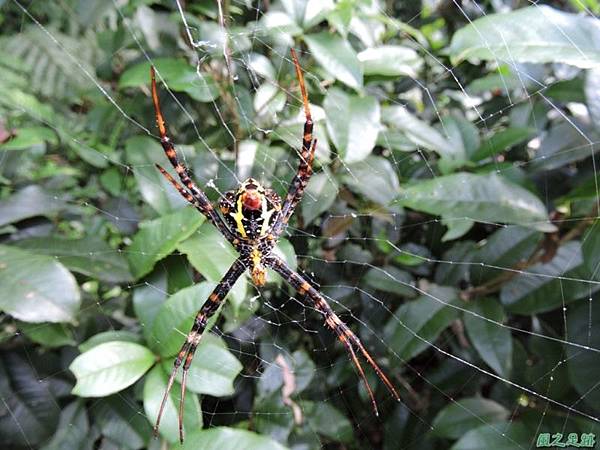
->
[150,67,235,243]
[272,49,316,237]
[266,255,400,414]
[154,258,247,443]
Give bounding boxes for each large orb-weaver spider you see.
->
[150,49,400,442]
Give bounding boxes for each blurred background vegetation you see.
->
[1,0,600,449]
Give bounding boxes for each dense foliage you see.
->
[1,0,600,449]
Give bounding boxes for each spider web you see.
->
[2,0,600,449]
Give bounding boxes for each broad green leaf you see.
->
[133,268,168,342]
[18,322,75,348]
[301,400,353,443]
[463,300,512,377]
[0,185,63,228]
[431,397,509,439]
[257,350,316,398]
[363,265,416,298]
[91,397,148,450]
[0,245,80,323]
[582,219,600,276]
[500,241,599,314]
[324,88,380,163]
[177,222,247,311]
[125,136,190,215]
[441,113,480,162]
[357,45,422,77]
[14,236,133,283]
[150,282,220,356]
[382,106,460,167]
[40,401,88,450]
[70,341,155,397]
[180,427,287,450]
[384,286,459,361]
[128,207,204,280]
[0,351,60,447]
[143,365,202,444]
[471,226,542,283]
[301,170,339,225]
[120,58,219,102]
[450,422,530,450]
[164,334,243,397]
[566,301,600,408]
[304,32,362,89]
[343,156,400,205]
[585,68,600,129]
[448,5,600,69]
[78,330,142,353]
[0,126,57,150]
[473,127,535,162]
[397,173,555,232]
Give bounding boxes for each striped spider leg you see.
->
[266,255,401,415]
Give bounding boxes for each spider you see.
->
[150,49,400,443]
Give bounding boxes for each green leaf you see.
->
[382,106,460,167]
[397,173,555,232]
[70,341,155,397]
[324,88,380,163]
[79,330,142,353]
[18,322,75,348]
[431,397,509,439]
[125,136,191,215]
[449,422,530,450]
[40,401,88,450]
[566,300,600,408]
[120,58,219,102]
[150,282,220,357]
[471,226,542,283]
[257,350,316,398]
[582,219,600,276]
[304,32,362,89]
[357,45,422,77]
[301,170,339,225]
[500,241,599,314]
[363,265,416,298]
[128,207,204,280]
[0,126,57,150]
[0,351,60,447]
[448,5,600,69]
[164,334,243,397]
[472,127,535,162]
[91,397,148,450]
[0,245,80,323]
[301,400,353,443]
[180,427,288,450]
[14,236,133,283]
[343,156,400,205]
[0,185,63,228]
[384,286,459,361]
[177,222,247,312]
[143,365,202,444]
[463,300,512,377]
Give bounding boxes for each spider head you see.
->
[219,178,281,240]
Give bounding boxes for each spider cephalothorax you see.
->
[149,49,400,443]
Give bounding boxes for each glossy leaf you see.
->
[70,341,155,397]
[431,397,509,439]
[384,286,459,361]
[343,156,400,205]
[128,207,204,280]
[450,422,530,450]
[180,427,287,450]
[143,365,202,444]
[14,236,133,283]
[473,127,535,162]
[0,126,57,150]
[304,32,362,89]
[397,173,555,232]
[449,5,600,69]
[0,185,63,227]
[301,170,339,225]
[324,88,380,163]
[0,245,80,323]
[357,45,422,77]
[463,300,512,377]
